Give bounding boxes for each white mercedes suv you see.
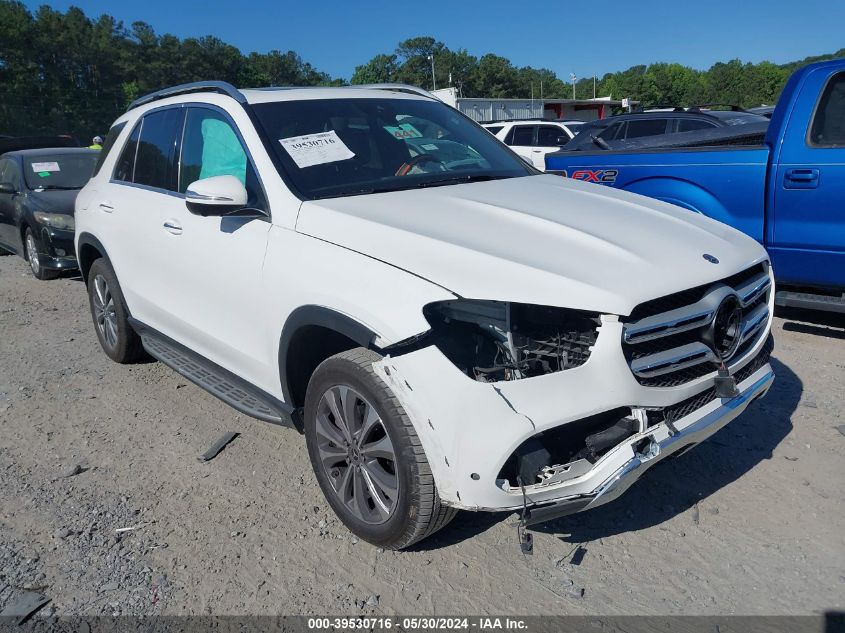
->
[75,82,775,549]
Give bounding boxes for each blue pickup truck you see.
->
[546,58,845,313]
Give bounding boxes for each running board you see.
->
[129,319,296,427]
[775,290,845,314]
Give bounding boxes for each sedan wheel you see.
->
[25,231,40,275]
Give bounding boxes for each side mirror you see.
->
[185,175,249,217]
[0,182,17,194]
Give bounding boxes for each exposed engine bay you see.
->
[413,300,600,382]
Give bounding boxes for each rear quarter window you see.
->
[92,122,126,177]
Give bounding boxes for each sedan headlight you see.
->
[392,300,601,382]
[33,211,75,231]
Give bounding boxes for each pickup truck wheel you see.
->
[86,258,145,363]
[304,347,456,550]
[24,228,57,280]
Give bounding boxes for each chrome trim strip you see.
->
[624,308,714,344]
[630,342,716,378]
[737,272,771,307]
[740,304,769,344]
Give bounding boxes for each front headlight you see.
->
[391,300,601,382]
[33,211,75,231]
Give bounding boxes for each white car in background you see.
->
[482,120,584,169]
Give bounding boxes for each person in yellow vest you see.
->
[89,135,103,150]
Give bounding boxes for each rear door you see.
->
[771,69,845,288]
[503,125,536,163]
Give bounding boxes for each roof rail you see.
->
[352,83,438,99]
[128,81,245,111]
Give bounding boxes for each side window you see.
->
[809,72,845,147]
[597,122,622,141]
[676,119,717,133]
[133,108,184,191]
[624,118,669,139]
[536,126,567,146]
[180,108,266,210]
[0,159,21,190]
[509,126,534,146]
[485,125,504,135]
[93,122,127,177]
[113,122,142,182]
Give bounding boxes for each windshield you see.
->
[23,152,98,190]
[252,97,532,199]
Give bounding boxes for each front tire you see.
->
[24,227,57,280]
[304,348,456,550]
[86,258,145,363]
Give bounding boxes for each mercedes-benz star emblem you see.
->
[703,253,720,264]
[705,295,743,361]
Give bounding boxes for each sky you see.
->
[24,0,845,81]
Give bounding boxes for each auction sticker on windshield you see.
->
[384,123,423,140]
[31,162,60,172]
[279,131,355,168]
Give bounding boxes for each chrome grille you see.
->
[623,264,771,388]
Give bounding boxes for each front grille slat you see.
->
[647,335,774,426]
[624,263,770,388]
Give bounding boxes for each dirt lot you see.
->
[0,254,843,617]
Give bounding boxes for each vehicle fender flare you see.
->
[277,305,379,407]
[76,232,113,285]
[621,176,733,225]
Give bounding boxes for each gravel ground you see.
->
[0,254,843,617]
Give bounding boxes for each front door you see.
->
[0,158,23,251]
[157,106,273,384]
[533,125,570,170]
[771,69,845,288]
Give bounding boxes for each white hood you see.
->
[295,175,767,316]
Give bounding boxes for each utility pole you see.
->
[569,73,577,100]
[427,54,436,91]
[593,75,596,99]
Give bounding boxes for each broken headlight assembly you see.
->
[392,300,601,382]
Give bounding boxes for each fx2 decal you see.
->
[557,169,619,184]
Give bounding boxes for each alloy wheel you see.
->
[315,385,399,524]
[25,232,40,275]
[92,274,118,350]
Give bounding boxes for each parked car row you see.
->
[0,140,99,279]
[481,119,584,168]
[2,81,777,551]
[545,58,845,315]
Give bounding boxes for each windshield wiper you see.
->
[415,174,511,188]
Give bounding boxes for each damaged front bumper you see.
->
[520,366,774,525]
[373,314,774,516]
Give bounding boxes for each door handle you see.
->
[532,150,543,153]
[784,168,819,189]
[163,220,183,235]
[99,201,114,213]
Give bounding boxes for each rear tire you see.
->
[304,347,456,550]
[24,227,57,280]
[86,258,145,363]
